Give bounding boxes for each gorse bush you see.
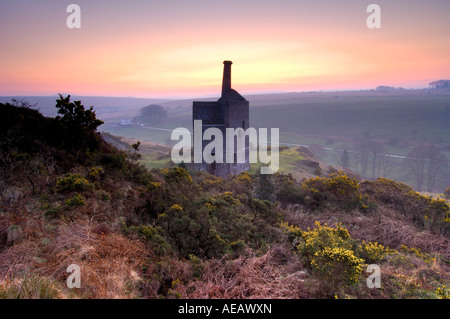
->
[357,241,394,264]
[273,173,303,205]
[162,167,193,184]
[136,167,200,223]
[436,286,450,299]
[291,221,354,265]
[311,246,364,287]
[65,193,86,208]
[148,184,282,259]
[100,152,127,171]
[122,223,171,256]
[399,245,436,264]
[88,166,104,187]
[301,172,364,211]
[284,222,364,294]
[56,173,94,193]
[156,199,225,258]
[253,172,276,202]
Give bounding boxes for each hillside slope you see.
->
[0,98,449,299]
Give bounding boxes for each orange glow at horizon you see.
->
[1,1,449,98]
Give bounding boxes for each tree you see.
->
[353,140,384,180]
[376,155,400,179]
[10,98,37,109]
[129,141,142,161]
[429,80,450,89]
[425,145,448,193]
[341,150,350,169]
[135,104,167,125]
[368,141,384,180]
[55,94,103,131]
[132,141,141,152]
[405,145,448,192]
[54,94,104,157]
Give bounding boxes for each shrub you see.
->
[65,193,86,208]
[56,173,93,193]
[100,152,127,171]
[147,181,162,191]
[162,167,192,184]
[295,221,353,265]
[152,190,281,259]
[170,204,183,212]
[280,221,303,242]
[229,172,253,195]
[301,172,363,211]
[444,187,450,199]
[227,239,248,258]
[188,254,203,279]
[237,171,252,184]
[43,204,62,219]
[436,286,450,299]
[209,191,241,207]
[399,245,436,264]
[53,95,104,158]
[123,224,171,256]
[199,176,224,192]
[88,166,104,187]
[6,225,23,244]
[137,181,166,220]
[156,202,223,258]
[253,172,276,202]
[357,241,394,264]
[311,246,364,288]
[274,173,303,205]
[286,222,365,294]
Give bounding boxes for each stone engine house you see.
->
[193,61,250,177]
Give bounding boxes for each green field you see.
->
[105,90,450,148]
[252,94,449,149]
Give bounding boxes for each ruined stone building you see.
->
[193,61,250,177]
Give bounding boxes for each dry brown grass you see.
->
[0,240,41,277]
[0,217,152,298]
[183,245,308,299]
[42,222,149,298]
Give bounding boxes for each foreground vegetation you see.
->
[0,98,449,299]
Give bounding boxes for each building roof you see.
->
[219,88,247,102]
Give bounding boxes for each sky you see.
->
[1,0,450,98]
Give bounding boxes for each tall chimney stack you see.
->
[222,60,232,96]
